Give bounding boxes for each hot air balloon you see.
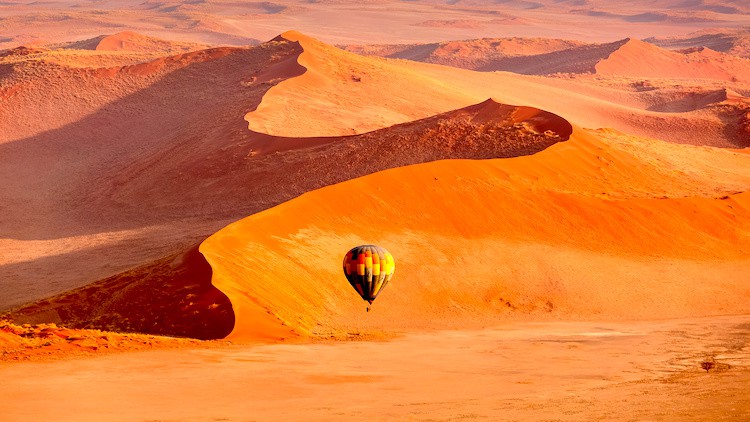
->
[342,245,395,311]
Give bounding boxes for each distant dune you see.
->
[594,38,750,83]
[344,36,750,83]
[2,0,750,50]
[343,37,586,70]
[62,31,208,54]
[647,29,750,59]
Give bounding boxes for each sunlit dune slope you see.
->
[249,32,750,147]
[202,126,750,340]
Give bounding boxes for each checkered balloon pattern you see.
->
[342,245,395,304]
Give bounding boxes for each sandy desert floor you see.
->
[2,315,749,421]
[2,1,750,421]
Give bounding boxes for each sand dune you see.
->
[343,37,586,71]
[61,31,207,54]
[2,31,750,342]
[201,127,750,340]
[4,30,750,338]
[2,3,750,420]
[595,38,750,83]
[345,35,750,83]
[647,29,750,58]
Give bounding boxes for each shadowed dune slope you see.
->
[202,127,750,341]
[6,246,235,340]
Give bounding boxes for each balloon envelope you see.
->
[342,245,395,304]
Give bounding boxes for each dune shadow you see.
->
[6,245,234,340]
[0,40,305,242]
[477,40,625,74]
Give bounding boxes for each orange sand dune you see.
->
[595,38,750,83]
[201,126,750,340]
[249,32,750,147]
